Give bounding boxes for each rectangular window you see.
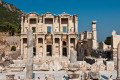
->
[30,18,36,24]
[61,18,68,24]
[63,27,67,33]
[47,27,51,33]
[45,18,53,24]
[32,27,36,33]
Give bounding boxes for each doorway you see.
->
[63,47,67,56]
[33,47,36,56]
[47,45,52,56]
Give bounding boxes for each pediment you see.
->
[59,12,71,16]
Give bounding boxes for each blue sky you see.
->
[2,0,120,41]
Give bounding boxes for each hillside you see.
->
[0,0,25,33]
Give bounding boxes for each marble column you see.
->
[52,37,55,57]
[36,37,38,58]
[21,38,23,59]
[75,16,78,33]
[26,30,33,80]
[70,50,77,63]
[68,37,70,59]
[60,17,62,32]
[59,37,62,57]
[117,42,120,80]
[43,38,46,58]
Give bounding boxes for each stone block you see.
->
[70,50,77,63]
[88,71,100,79]
[106,61,114,71]
[91,64,98,71]
[99,63,105,71]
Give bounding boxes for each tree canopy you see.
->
[104,36,111,45]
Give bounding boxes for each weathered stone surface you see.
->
[45,74,55,80]
[0,66,2,73]
[21,12,78,59]
[34,60,63,71]
[99,63,105,71]
[26,30,33,80]
[53,60,63,71]
[78,61,90,70]
[106,61,114,71]
[91,63,98,71]
[117,42,120,79]
[13,60,23,64]
[88,71,100,79]
[68,63,80,71]
[70,50,77,63]
[81,72,87,80]
[49,61,54,71]
[68,74,79,79]
[39,62,49,71]
[6,74,15,80]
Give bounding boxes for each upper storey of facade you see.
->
[21,12,78,35]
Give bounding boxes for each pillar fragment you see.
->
[117,42,120,80]
[26,30,33,80]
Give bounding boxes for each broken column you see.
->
[70,50,77,63]
[26,30,33,80]
[92,21,97,50]
[117,42,120,80]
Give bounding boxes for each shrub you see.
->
[11,46,16,51]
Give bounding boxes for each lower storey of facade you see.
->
[21,34,78,59]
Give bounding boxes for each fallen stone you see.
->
[88,71,100,79]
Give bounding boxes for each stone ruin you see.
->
[0,12,117,80]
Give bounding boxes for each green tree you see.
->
[104,36,111,45]
[11,46,16,51]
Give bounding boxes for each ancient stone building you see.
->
[78,21,98,60]
[111,30,120,60]
[78,21,112,61]
[21,12,78,59]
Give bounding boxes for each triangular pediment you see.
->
[59,12,71,16]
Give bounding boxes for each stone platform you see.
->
[0,70,117,80]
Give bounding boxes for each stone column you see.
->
[26,30,33,80]
[75,15,78,33]
[21,38,24,59]
[28,18,30,30]
[43,37,46,58]
[52,18,54,34]
[117,42,120,80]
[60,17,62,32]
[68,18,69,33]
[52,37,55,57]
[36,37,38,58]
[68,37,70,59]
[70,50,77,63]
[59,37,62,57]
[75,38,77,50]
[21,17,24,33]
[92,21,97,50]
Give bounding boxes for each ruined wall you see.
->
[111,30,120,61]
